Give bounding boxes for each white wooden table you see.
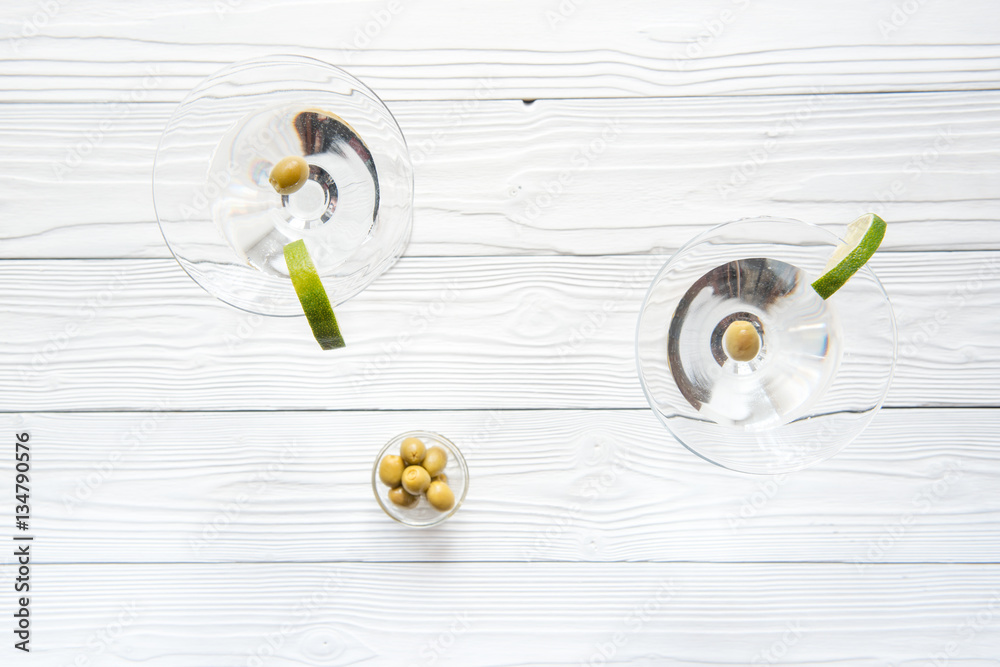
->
[3,1,1000,664]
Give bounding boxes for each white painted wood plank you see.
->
[2,562,999,665]
[1,253,997,411]
[2,92,997,258]
[2,0,999,101]
[3,409,996,565]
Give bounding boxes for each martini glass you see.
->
[636,217,896,474]
[153,55,413,317]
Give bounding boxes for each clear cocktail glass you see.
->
[153,55,413,319]
[636,216,896,474]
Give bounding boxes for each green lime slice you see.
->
[811,213,887,300]
[283,239,345,350]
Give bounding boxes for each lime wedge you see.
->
[283,239,345,350]
[811,213,887,300]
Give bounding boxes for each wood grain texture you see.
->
[1,253,997,411]
[1,408,996,564]
[1,0,999,102]
[2,91,998,259]
[3,562,1000,665]
[3,1,999,663]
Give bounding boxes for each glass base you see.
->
[667,257,842,430]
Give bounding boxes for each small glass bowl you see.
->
[372,431,468,528]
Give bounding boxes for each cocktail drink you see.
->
[636,216,896,474]
[153,56,413,346]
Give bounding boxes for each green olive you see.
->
[401,465,431,495]
[421,446,448,477]
[268,155,309,195]
[378,455,404,487]
[723,320,760,362]
[400,437,426,465]
[388,486,418,507]
[432,473,448,485]
[426,480,455,512]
